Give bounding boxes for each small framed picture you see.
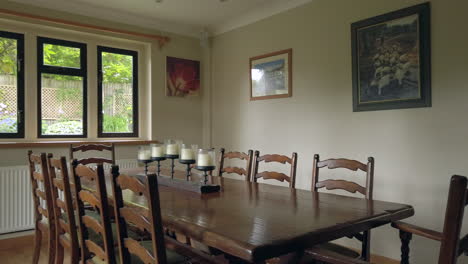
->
[351,3,431,111]
[249,49,292,101]
[166,56,200,97]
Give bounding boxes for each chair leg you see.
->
[32,229,42,264]
[55,241,64,264]
[361,231,371,261]
[47,230,56,264]
[399,230,412,264]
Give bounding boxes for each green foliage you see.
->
[103,114,131,133]
[102,52,133,84]
[43,120,82,135]
[43,44,80,68]
[0,37,17,75]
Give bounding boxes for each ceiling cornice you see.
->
[210,0,314,36]
[6,0,202,38]
[7,0,314,38]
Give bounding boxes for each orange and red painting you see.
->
[166,56,200,97]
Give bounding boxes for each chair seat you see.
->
[306,242,360,259]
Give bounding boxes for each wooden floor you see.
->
[0,234,398,264]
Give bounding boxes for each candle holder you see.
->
[165,154,179,178]
[151,156,166,176]
[138,159,153,175]
[194,165,216,185]
[137,145,153,175]
[179,159,196,180]
[179,144,197,180]
[165,139,181,179]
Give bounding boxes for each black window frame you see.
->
[37,36,87,138]
[97,46,138,138]
[0,30,25,138]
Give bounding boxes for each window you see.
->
[0,30,24,138]
[37,37,87,138]
[97,46,138,137]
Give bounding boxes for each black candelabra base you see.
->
[179,159,196,180]
[138,159,153,175]
[165,154,179,179]
[152,157,166,176]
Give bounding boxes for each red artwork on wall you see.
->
[166,56,200,97]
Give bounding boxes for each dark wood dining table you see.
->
[99,167,414,263]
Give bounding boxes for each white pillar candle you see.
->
[138,149,151,160]
[151,146,164,158]
[166,144,179,155]
[197,153,213,166]
[181,149,195,160]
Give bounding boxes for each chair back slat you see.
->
[438,175,468,264]
[85,240,107,261]
[315,179,367,196]
[125,238,155,263]
[70,143,115,166]
[255,171,291,183]
[223,167,248,176]
[72,144,114,152]
[120,207,152,233]
[316,158,368,171]
[218,148,253,181]
[72,161,116,263]
[116,174,148,196]
[77,158,114,166]
[111,166,168,264]
[252,151,297,188]
[257,154,293,164]
[33,171,44,181]
[78,190,102,210]
[75,165,100,181]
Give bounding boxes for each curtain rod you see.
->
[0,8,170,48]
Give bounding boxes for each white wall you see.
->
[209,0,468,262]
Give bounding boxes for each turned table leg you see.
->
[399,230,412,264]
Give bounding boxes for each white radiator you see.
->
[0,159,138,234]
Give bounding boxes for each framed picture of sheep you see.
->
[351,3,431,111]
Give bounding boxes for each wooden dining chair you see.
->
[28,151,57,264]
[71,160,117,263]
[308,154,375,262]
[47,154,80,264]
[218,148,253,181]
[70,143,115,166]
[110,165,224,264]
[252,151,298,188]
[392,175,468,264]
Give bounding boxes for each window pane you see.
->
[43,43,80,68]
[41,74,83,136]
[0,36,18,133]
[101,52,134,134]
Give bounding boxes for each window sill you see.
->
[0,139,159,148]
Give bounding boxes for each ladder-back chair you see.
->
[392,175,468,264]
[28,151,56,264]
[71,160,116,263]
[308,154,374,261]
[47,154,80,264]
